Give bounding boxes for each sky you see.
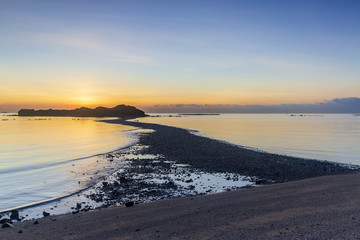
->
[0,0,359,113]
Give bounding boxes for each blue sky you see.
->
[0,0,359,112]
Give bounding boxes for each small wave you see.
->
[0,140,137,175]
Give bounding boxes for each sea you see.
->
[0,114,139,213]
[0,113,359,218]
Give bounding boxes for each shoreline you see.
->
[1,118,359,238]
[104,119,357,183]
[2,173,360,239]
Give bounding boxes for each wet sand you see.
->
[2,173,360,239]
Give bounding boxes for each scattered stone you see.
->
[76,203,82,210]
[43,211,50,217]
[10,210,19,220]
[185,179,193,183]
[0,218,11,224]
[125,201,135,207]
[255,179,269,185]
[33,220,39,225]
[19,229,23,233]
[1,222,14,228]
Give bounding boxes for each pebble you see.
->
[10,210,19,220]
[1,222,14,228]
[125,201,135,207]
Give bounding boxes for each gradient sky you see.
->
[1,0,359,112]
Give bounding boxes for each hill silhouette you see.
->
[18,105,146,118]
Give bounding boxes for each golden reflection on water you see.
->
[0,116,135,168]
[0,115,137,210]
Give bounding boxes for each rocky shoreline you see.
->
[1,118,358,229]
[84,118,358,210]
[105,119,357,183]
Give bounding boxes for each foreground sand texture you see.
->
[2,173,360,239]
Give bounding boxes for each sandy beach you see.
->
[1,173,360,239]
[1,119,359,239]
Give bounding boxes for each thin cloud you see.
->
[16,31,153,64]
[147,98,360,113]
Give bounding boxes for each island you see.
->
[18,105,146,118]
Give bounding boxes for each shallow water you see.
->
[1,113,359,218]
[138,114,360,165]
[0,114,137,211]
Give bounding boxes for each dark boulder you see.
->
[76,203,82,210]
[125,201,135,207]
[0,219,11,224]
[10,210,19,220]
[1,222,14,228]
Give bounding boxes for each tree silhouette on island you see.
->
[18,105,146,118]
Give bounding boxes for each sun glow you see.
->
[74,95,95,107]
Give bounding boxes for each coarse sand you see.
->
[2,173,360,240]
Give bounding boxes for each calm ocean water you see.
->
[139,114,360,165]
[1,113,359,213]
[0,114,137,212]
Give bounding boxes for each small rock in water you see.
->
[19,229,23,233]
[10,210,19,220]
[33,220,39,225]
[1,222,14,228]
[76,203,82,210]
[125,201,135,207]
[43,211,50,217]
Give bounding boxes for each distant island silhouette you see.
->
[18,105,146,118]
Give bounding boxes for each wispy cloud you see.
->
[13,31,153,64]
[146,98,360,113]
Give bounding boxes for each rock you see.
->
[76,203,82,210]
[185,179,193,183]
[33,220,39,225]
[10,210,19,220]
[119,176,127,183]
[19,229,23,233]
[255,179,269,185]
[43,211,50,217]
[0,219,11,224]
[1,222,14,228]
[125,201,134,207]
